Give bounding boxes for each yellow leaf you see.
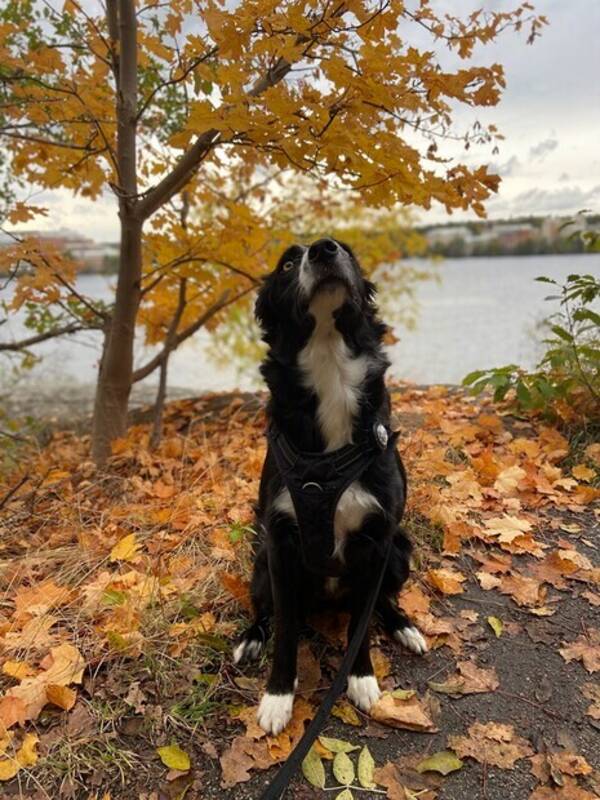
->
[487,616,503,637]
[2,661,35,680]
[46,684,77,710]
[0,759,20,781]
[331,701,361,726]
[332,751,355,786]
[427,568,466,595]
[156,744,190,772]
[110,533,140,562]
[572,464,596,483]
[318,736,359,754]
[16,733,39,767]
[357,746,376,789]
[301,746,326,788]
[416,750,463,775]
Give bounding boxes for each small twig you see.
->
[496,690,564,721]
[0,474,30,511]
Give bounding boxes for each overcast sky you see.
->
[13,0,600,240]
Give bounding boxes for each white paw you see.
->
[394,625,428,655]
[347,675,381,712]
[257,693,294,735]
[232,638,263,664]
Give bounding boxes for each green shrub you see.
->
[463,272,599,426]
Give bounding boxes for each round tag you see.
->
[374,423,389,449]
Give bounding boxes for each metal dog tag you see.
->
[374,423,388,449]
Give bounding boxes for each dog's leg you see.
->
[377,597,428,655]
[346,596,381,712]
[233,546,271,664]
[257,526,300,735]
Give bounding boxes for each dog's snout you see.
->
[308,238,338,263]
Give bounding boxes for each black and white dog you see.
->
[233,238,427,735]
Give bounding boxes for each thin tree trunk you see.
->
[92,0,139,464]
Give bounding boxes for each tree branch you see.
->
[132,286,252,382]
[0,323,99,352]
[136,57,294,220]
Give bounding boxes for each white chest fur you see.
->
[272,287,381,561]
[298,288,369,452]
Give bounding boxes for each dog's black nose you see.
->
[308,238,338,262]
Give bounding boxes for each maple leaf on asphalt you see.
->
[448,721,533,769]
[559,629,600,673]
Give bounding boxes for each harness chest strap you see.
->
[267,421,394,574]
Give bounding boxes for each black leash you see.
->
[258,537,392,800]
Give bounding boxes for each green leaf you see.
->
[335,790,354,800]
[416,750,463,776]
[302,747,326,789]
[516,380,533,408]
[318,737,360,754]
[156,744,191,772]
[551,324,573,343]
[357,746,376,789]
[487,616,503,637]
[333,751,355,786]
[462,369,487,386]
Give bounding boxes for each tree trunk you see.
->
[91,216,142,463]
[91,0,139,464]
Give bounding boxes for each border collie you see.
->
[233,238,427,735]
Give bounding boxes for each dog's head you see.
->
[256,238,378,345]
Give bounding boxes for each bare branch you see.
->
[0,323,99,352]
[132,286,253,382]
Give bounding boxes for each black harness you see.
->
[267,420,395,574]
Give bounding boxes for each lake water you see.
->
[1,253,598,410]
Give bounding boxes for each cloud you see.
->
[529,138,558,161]
[508,184,600,215]
[488,155,521,177]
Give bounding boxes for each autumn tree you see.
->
[0,0,546,463]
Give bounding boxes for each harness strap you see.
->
[268,422,391,575]
[259,536,392,800]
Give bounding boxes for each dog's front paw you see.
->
[394,625,428,655]
[257,692,294,735]
[347,675,381,712]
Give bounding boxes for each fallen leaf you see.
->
[2,661,36,680]
[559,630,600,673]
[371,648,392,682]
[16,733,38,767]
[448,721,533,768]
[0,759,20,781]
[370,692,437,732]
[416,750,463,775]
[297,642,322,695]
[335,790,354,800]
[302,746,325,789]
[494,465,526,495]
[529,777,598,799]
[429,661,499,696]
[487,616,504,637]
[398,583,431,616]
[157,744,191,772]
[426,568,466,595]
[333,751,355,785]
[581,683,600,719]
[571,465,595,482]
[46,684,77,711]
[485,515,533,543]
[373,761,406,800]
[318,737,359,754]
[110,533,140,562]
[357,746,376,789]
[332,701,362,726]
[499,572,546,607]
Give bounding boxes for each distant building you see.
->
[0,228,119,273]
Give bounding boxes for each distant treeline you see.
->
[426,235,590,259]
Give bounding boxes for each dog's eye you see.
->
[282,260,295,272]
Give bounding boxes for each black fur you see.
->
[235,239,423,725]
